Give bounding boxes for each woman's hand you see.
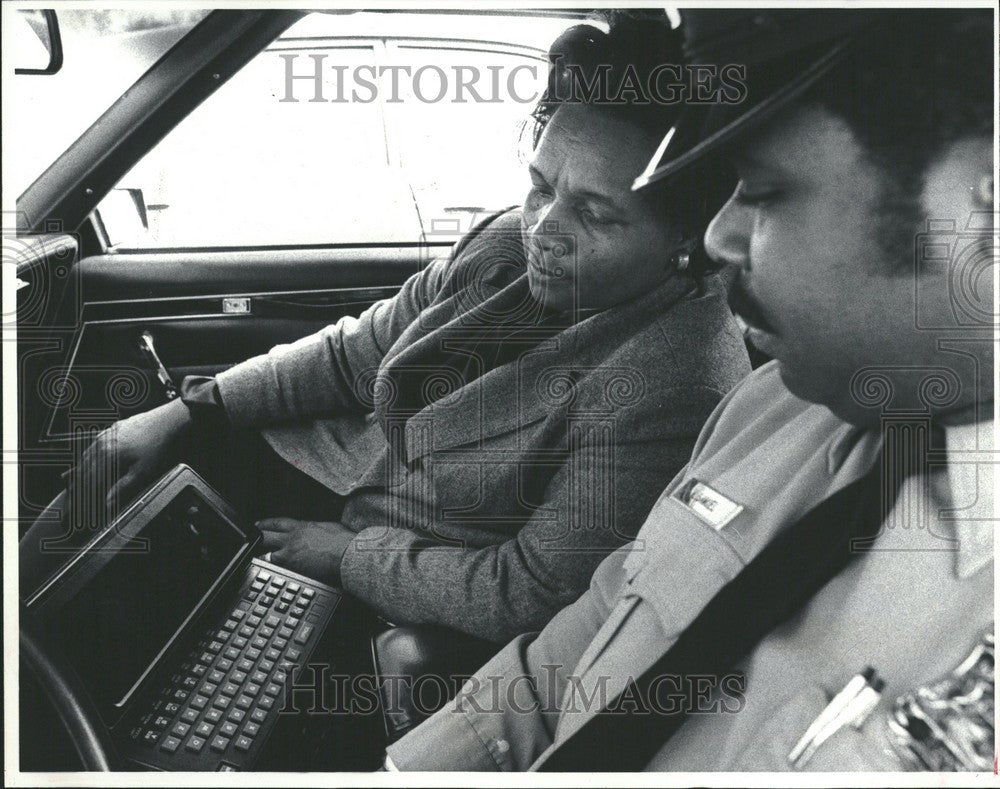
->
[256,518,356,584]
[71,397,195,514]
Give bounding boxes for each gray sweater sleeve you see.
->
[338,385,724,642]
[215,256,451,428]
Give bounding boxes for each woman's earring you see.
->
[675,251,691,271]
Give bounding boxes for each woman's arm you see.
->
[215,254,452,428]
[336,385,722,641]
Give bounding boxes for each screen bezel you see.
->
[25,464,260,729]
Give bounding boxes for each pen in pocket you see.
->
[789,668,884,769]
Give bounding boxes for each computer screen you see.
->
[45,483,247,722]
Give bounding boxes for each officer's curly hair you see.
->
[804,10,994,266]
[527,11,734,287]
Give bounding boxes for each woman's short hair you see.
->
[530,11,734,282]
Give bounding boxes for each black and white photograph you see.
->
[4,1,997,782]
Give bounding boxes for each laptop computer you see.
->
[24,463,341,771]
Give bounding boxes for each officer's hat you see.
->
[633,9,887,191]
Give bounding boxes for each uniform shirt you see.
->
[386,362,994,771]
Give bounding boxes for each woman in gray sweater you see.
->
[24,18,750,641]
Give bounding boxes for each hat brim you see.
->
[633,37,857,192]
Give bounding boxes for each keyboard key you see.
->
[182,676,198,689]
[235,735,253,752]
[238,657,254,672]
[250,707,268,723]
[209,641,224,653]
[185,735,206,753]
[216,628,231,641]
[200,682,218,696]
[278,626,294,639]
[251,580,264,592]
[164,702,181,715]
[191,663,207,677]
[276,602,289,613]
[252,636,268,650]
[189,694,209,711]
[204,708,223,724]
[273,670,288,685]
[240,625,255,638]
[142,729,160,747]
[257,695,274,711]
[181,708,199,724]
[290,606,305,617]
[213,695,231,710]
[173,689,189,702]
[172,721,190,737]
[256,571,271,582]
[265,615,281,628]
[273,637,288,650]
[231,608,246,620]
[224,618,239,630]
[246,647,262,661]
[228,708,246,723]
[301,588,315,599]
[248,615,262,627]
[236,695,253,710]
[160,735,181,754]
[259,659,275,672]
[211,735,230,753]
[220,721,238,738]
[286,582,300,593]
[217,658,233,671]
[199,651,215,665]
[253,605,268,617]
[195,721,214,738]
[223,647,241,660]
[232,670,248,684]
[294,625,314,645]
[232,637,248,649]
[281,592,295,604]
[286,616,300,629]
[265,648,280,661]
[296,596,311,608]
[222,682,240,697]
[264,683,281,697]
[260,627,275,639]
[285,647,302,663]
[271,577,285,587]
[245,682,261,697]
[251,671,268,684]
[209,669,225,684]
[261,596,275,607]
[154,715,171,729]
[243,721,260,737]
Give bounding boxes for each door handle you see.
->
[137,330,178,400]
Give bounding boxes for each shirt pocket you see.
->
[731,686,904,771]
[625,495,745,639]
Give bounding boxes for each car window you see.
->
[11,9,210,199]
[387,43,546,241]
[94,12,584,250]
[102,44,421,248]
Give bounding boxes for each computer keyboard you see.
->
[123,559,339,771]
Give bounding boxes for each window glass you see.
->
[11,9,209,197]
[388,44,546,241]
[101,45,421,248]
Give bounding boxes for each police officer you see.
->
[384,8,995,772]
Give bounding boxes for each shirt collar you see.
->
[941,417,994,579]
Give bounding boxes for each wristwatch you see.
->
[178,375,230,430]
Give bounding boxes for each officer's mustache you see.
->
[728,275,775,333]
